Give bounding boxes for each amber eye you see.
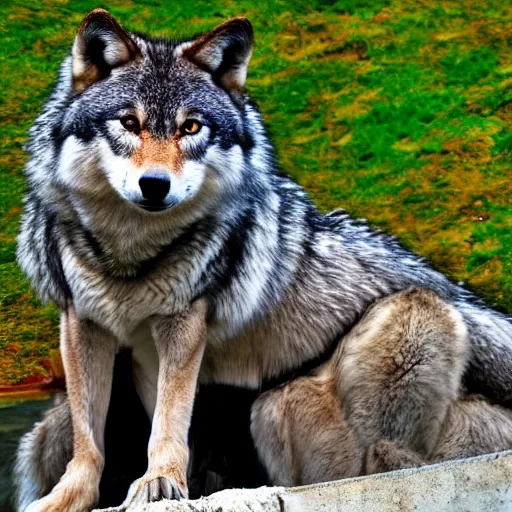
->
[181,119,202,135]
[120,114,141,134]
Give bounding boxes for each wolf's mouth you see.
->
[137,200,168,212]
[137,199,177,212]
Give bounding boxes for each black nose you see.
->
[139,171,170,203]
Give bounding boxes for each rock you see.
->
[95,450,512,512]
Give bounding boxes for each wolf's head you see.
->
[31,9,263,217]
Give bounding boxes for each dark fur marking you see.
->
[208,206,255,296]
[44,211,72,305]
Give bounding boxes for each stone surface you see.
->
[96,486,286,512]
[96,450,512,512]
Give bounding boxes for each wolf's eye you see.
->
[120,115,141,134]
[180,119,202,135]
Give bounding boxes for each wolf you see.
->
[14,8,512,512]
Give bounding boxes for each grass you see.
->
[0,0,510,385]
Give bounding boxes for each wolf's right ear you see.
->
[72,9,140,93]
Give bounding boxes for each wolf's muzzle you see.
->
[139,170,171,204]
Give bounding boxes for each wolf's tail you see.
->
[14,396,71,512]
[14,426,41,512]
[457,299,512,406]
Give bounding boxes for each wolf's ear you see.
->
[72,9,140,93]
[183,18,254,94]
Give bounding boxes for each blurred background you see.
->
[0,0,510,509]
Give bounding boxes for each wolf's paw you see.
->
[365,440,425,475]
[123,469,187,507]
[25,484,98,512]
[137,476,185,502]
[25,460,99,512]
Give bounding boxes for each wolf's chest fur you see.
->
[60,236,200,340]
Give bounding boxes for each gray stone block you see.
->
[96,450,512,512]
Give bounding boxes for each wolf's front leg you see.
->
[25,306,117,512]
[124,299,208,506]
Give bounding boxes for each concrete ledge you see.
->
[96,450,512,512]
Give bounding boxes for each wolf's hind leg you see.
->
[336,288,469,458]
[14,398,72,512]
[251,372,362,487]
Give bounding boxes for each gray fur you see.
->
[14,9,512,510]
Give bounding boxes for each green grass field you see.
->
[0,0,510,385]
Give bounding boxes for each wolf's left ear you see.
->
[72,9,140,93]
[183,18,254,94]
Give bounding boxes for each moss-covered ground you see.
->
[0,0,510,385]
